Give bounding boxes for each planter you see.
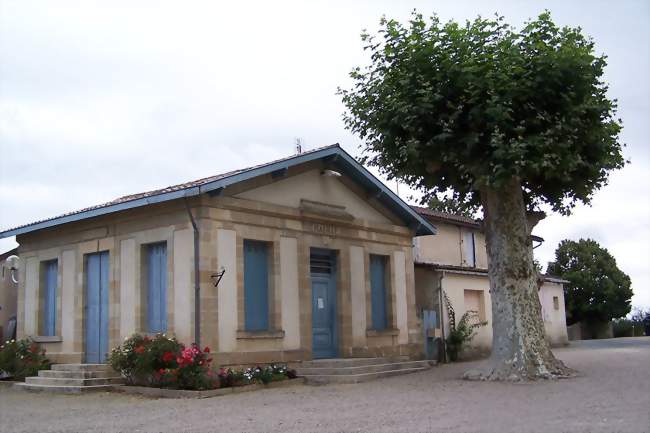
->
[112,378,301,399]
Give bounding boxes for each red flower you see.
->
[159,368,165,374]
[203,346,210,353]
[134,345,145,354]
[162,351,175,363]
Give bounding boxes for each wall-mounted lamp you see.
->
[211,266,226,287]
[321,169,342,177]
[6,255,19,284]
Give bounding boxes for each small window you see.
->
[370,254,389,330]
[553,296,560,311]
[146,242,168,333]
[463,230,476,267]
[41,260,58,336]
[464,289,486,322]
[244,240,270,331]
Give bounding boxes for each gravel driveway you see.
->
[1,337,648,433]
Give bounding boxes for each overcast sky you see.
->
[1,1,648,309]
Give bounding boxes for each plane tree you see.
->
[339,12,624,380]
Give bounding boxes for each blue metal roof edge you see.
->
[0,145,436,238]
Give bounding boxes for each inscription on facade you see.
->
[311,222,337,236]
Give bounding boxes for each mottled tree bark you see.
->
[464,178,574,381]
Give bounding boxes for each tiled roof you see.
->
[410,205,480,227]
[414,262,568,283]
[1,144,339,236]
[0,144,437,238]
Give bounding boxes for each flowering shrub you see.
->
[109,334,183,386]
[109,334,216,390]
[109,334,295,391]
[218,364,295,387]
[0,338,51,380]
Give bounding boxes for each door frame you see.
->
[310,248,338,359]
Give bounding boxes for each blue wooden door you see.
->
[85,251,109,363]
[370,255,388,330]
[311,250,337,359]
[43,260,58,336]
[243,240,269,331]
[422,309,438,360]
[147,243,167,333]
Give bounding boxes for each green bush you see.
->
[613,319,634,338]
[0,338,51,380]
[446,311,488,361]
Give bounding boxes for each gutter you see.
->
[184,196,201,347]
[438,272,447,363]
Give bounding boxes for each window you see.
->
[463,230,476,267]
[146,242,168,333]
[463,289,486,322]
[370,254,389,330]
[553,296,560,311]
[243,240,270,331]
[41,259,58,336]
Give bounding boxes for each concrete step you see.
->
[14,382,117,394]
[296,360,431,376]
[38,370,118,379]
[25,376,124,386]
[51,363,113,372]
[300,357,395,368]
[302,366,430,385]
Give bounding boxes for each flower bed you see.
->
[0,338,51,380]
[112,377,300,399]
[109,334,297,392]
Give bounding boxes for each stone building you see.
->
[0,144,569,366]
[0,145,437,364]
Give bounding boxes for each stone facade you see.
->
[13,159,426,365]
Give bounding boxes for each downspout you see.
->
[438,272,446,363]
[184,197,201,348]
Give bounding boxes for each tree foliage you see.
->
[427,195,479,218]
[339,11,624,214]
[547,239,633,324]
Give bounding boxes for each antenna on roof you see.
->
[295,137,303,155]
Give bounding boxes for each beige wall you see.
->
[15,167,423,365]
[415,267,569,360]
[539,281,569,346]
[415,223,487,269]
[235,168,393,225]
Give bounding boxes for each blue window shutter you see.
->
[244,240,269,331]
[43,260,58,336]
[370,255,388,330]
[147,243,167,333]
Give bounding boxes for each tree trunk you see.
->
[464,178,574,381]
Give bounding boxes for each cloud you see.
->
[1,0,648,310]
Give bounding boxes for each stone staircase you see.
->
[296,357,433,385]
[15,364,123,394]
